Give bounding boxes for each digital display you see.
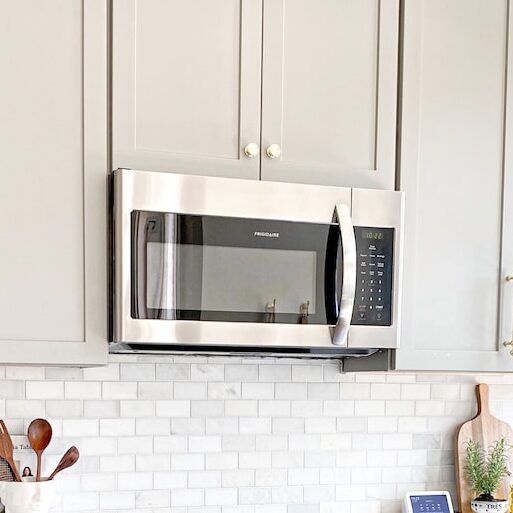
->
[362,230,384,240]
[410,495,451,513]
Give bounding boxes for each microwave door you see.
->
[331,204,357,346]
[131,211,338,328]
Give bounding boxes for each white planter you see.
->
[0,478,56,513]
[470,499,509,513]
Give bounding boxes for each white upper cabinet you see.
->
[396,0,513,372]
[260,0,399,189]
[113,0,263,180]
[113,0,399,189]
[0,0,107,365]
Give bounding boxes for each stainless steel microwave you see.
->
[110,169,404,358]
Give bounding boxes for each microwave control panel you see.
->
[351,226,394,326]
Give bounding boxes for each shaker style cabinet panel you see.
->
[0,0,107,365]
[113,0,399,189]
[260,0,399,189]
[395,0,513,372]
[112,0,263,180]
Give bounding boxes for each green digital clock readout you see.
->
[362,230,384,240]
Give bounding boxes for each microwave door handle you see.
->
[332,203,357,346]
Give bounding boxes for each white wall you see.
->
[3,354,513,513]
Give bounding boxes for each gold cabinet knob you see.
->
[266,144,281,159]
[244,143,259,158]
[503,340,513,355]
[506,275,513,282]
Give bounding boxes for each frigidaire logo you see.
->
[254,231,280,238]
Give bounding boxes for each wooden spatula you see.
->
[455,383,513,513]
[48,446,79,480]
[0,421,21,482]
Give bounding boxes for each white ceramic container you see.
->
[470,499,509,513]
[0,478,56,513]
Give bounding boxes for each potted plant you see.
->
[466,437,510,513]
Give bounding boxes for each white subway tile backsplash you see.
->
[100,454,135,472]
[223,470,255,487]
[226,400,258,417]
[208,382,241,399]
[102,382,137,400]
[273,418,304,434]
[191,400,224,418]
[155,363,190,381]
[120,400,154,417]
[170,488,204,507]
[174,382,207,399]
[340,383,370,400]
[136,418,170,435]
[172,418,206,435]
[225,364,259,382]
[260,400,291,416]
[239,451,272,469]
[6,367,44,380]
[136,454,171,471]
[153,470,187,489]
[118,436,153,454]
[292,365,323,382]
[138,382,173,399]
[189,470,222,488]
[275,383,307,400]
[46,400,82,418]
[308,383,339,400]
[3,356,512,513]
[206,417,239,434]
[83,400,119,418]
[26,380,64,399]
[100,418,135,436]
[240,417,271,434]
[6,399,44,418]
[305,417,336,433]
[401,384,431,400]
[120,364,155,382]
[156,399,190,417]
[355,400,385,417]
[0,381,26,399]
[242,383,274,399]
[239,485,272,505]
[205,487,238,506]
[191,364,225,382]
[100,491,135,510]
[259,365,291,382]
[171,453,205,470]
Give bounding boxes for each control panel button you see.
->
[351,226,394,327]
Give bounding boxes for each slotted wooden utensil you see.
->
[48,446,79,480]
[0,421,21,482]
[455,383,513,513]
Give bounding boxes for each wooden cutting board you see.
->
[455,383,513,513]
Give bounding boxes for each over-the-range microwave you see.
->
[110,169,404,361]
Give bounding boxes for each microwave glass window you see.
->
[131,211,342,325]
[146,243,317,314]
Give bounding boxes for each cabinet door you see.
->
[113,0,262,180]
[260,0,399,189]
[0,0,107,365]
[396,0,513,372]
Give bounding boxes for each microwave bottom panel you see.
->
[109,341,380,360]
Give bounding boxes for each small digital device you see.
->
[402,491,454,513]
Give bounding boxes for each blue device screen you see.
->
[410,495,451,513]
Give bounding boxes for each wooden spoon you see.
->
[48,446,79,480]
[27,419,52,482]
